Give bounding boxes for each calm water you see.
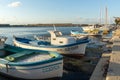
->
[0,26,81,44]
[0,26,82,80]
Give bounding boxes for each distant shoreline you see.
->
[0,23,105,27]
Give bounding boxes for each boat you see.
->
[99,7,112,34]
[71,29,101,36]
[81,25,96,32]
[80,25,102,36]
[70,30,90,40]
[13,30,89,57]
[70,27,88,36]
[0,36,63,80]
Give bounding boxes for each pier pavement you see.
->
[90,53,111,80]
[106,36,120,80]
[90,28,120,80]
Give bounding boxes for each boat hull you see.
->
[0,60,63,79]
[13,39,88,56]
[0,44,63,80]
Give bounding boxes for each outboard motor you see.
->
[0,36,7,49]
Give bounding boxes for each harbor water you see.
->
[0,27,80,44]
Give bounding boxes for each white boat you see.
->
[0,36,63,80]
[13,30,89,57]
[71,29,101,36]
[81,25,102,36]
[70,27,88,36]
[82,25,96,32]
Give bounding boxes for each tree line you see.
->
[0,23,95,27]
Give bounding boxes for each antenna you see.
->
[53,24,56,31]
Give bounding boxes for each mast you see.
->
[105,6,108,26]
[100,8,102,24]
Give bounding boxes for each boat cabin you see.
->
[48,30,76,46]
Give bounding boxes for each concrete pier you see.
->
[90,53,111,80]
[90,29,120,80]
[106,36,120,80]
[90,28,120,80]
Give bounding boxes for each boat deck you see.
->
[0,45,53,62]
[19,53,52,62]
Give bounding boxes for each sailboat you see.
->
[99,7,111,34]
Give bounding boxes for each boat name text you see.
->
[57,45,78,51]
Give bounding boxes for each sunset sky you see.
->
[0,0,119,24]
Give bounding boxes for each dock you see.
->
[90,53,111,80]
[106,36,120,80]
[90,28,120,80]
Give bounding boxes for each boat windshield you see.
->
[54,31,62,37]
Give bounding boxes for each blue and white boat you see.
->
[13,30,89,57]
[71,30,88,36]
[0,36,63,80]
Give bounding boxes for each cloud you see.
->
[8,1,21,7]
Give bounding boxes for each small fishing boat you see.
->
[82,25,96,32]
[70,30,88,36]
[0,36,63,80]
[81,25,102,36]
[13,30,89,57]
[71,29,102,36]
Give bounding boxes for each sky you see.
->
[0,0,119,25]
